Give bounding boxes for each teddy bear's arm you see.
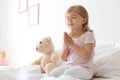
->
[32,56,43,65]
[51,53,60,63]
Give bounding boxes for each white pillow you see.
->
[94,45,114,57]
[94,47,120,78]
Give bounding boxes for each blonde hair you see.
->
[66,5,93,32]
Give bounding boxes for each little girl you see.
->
[49,5,95,80]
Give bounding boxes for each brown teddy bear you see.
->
[32,37,60,74]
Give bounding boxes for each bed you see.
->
[0,45,120,80]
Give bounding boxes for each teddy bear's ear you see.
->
[46,37,52,42]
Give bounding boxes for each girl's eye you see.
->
[71,16,76,19]
[39,42,42,44]
[66,16,76,20]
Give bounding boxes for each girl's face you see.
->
[66,11,86,31]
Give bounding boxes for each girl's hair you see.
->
[66,5,93,32]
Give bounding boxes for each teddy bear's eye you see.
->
[39,42,42,44]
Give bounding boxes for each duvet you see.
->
[0,46,120,80]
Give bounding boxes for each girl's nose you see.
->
[67,18,73,24]
[68,17,72,21]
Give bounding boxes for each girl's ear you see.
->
[82,18,87,24]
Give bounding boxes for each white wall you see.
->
[0,0,9,51]
[0,0,120,67]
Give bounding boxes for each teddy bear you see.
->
[32,37,60,74]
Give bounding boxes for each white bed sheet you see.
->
[0,64,120,80]
[1,46,120,80]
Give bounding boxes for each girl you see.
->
[49,5,95,80]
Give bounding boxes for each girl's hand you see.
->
[64,32,74,47]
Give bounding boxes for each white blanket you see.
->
[0,63,120,80]
[0,65,44,80]
[1,46,120,80]
[0,65,81,80]
[0,66,18,80]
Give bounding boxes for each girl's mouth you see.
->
[68,23,74,26]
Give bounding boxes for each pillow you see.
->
[94,45,114,57]
[94,47,120,78]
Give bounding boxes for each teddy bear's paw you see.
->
[45,63,56,73]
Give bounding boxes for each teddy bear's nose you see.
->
[36,47,38,51]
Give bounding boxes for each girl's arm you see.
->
[70,43,94,60]
[61,44,69,61]
[64,32,94,60]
